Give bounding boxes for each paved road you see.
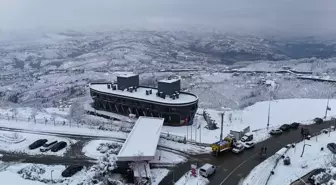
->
[159,120,336,185]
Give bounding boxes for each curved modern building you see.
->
[89,74,198,126]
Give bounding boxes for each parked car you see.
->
[314,117,323,124]
[270,129,282,135]
[279,124,291,131]
[40,141,58,152]
[290,122,300,129]
[199,163,216,178]
[321,129,329,134]
[241,133,253,142]
[29,139,48,150]
[61,165,83,177]
[51,141,67,152]
[43,140,57,148]
[232,143,245,154]
[244,141,255,149]
[308,168,326,184]
[327,143,336,154]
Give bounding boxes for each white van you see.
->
[199,163,216,177]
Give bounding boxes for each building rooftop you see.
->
[117,73,138,78]
[158,78,180,83]
[117,117,164,162]
[90,83,198,105]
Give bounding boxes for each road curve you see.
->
[159,120,336,185]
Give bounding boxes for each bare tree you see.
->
[50,114,56,126]
[10,108,18,122]
[69,100,86,127]
[30,109,38,124]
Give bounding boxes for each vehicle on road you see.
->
[40,141,58,152]
[211,135,237,155]
[244,141,255,149]
[279,124,291,131]
[29,139,48,150]
[327,143,336,154]
[199,163,216,178]
[240,133,253,142]
[61,165,83,177]
[307,168,326,184]
[314,117,323,124]
[269,129,282,135]
[290,122,300,129]
[51,141,67,152]
[232,143,245,154]
[321,129,329,134]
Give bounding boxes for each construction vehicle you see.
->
[211,135,237,156]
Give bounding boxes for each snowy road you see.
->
[159,119,336,185]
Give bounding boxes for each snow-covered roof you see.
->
[158,78,180,83]
[90,83,198,105]
[117,117,164,162]
[117,73,138,78]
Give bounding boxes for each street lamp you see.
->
[220,107,231,141]
[300,144,311,157]
[51,170,54,181]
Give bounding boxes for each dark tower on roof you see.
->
[117,74,139,90]
[157,77,181,96]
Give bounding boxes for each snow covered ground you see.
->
[163,99,336,144]
[242,127,336,185]
[83,140,187,164]
[0,163,86,185]
[151,168,170,185]
[0,130,75,156]
[175,170,209,185]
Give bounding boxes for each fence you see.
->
[0,114,202,145]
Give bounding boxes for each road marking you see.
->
[219,153,257,185]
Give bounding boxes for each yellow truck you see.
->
[211,136,236,155]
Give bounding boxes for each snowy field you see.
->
[0,130,75,156]
[163,99,336,144]
[243,127,336,185]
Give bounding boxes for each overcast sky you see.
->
[0,0,335,37]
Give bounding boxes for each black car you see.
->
[327,143,336,154]
[314,117,323,124]
[61,165,83,177]
[290,122,300,129]
[29,139,48,150]
[279,124,291,131]
[51,141,67,152]
[308,168,326,184]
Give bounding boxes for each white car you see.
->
[232,144,245,153]
[244,141,255,149]
[199,163,216,177]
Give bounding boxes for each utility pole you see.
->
[220,112,224,141]
[195,120,197,142]
[267,93,271,130]
[324,94,330,119]
[191,122,193,142]
[187,124,188,141]
[200,122,202,143]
